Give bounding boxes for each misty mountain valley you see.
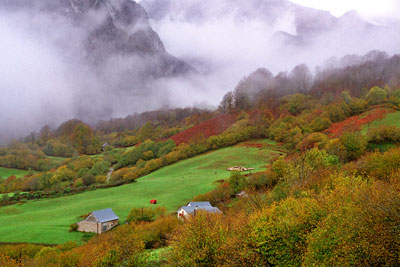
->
[1,0,400,266]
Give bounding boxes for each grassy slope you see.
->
[0,167,30,179]
[0,157,65,180]
[361,110,400,134]
[47,156,67,163]
[0,139,280,244]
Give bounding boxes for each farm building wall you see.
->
[77,221,98,234]
[100,219,119,234]
[78,219,119,234]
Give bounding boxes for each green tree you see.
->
[70,123,99,154]
[282,94,314,115]
[126,207,166,223]
[229,172,247,195]
[340,132,367,161]
[366,86,387,105]
[38,126,52,147]
[138,122,156,141]
[219,91,234,113]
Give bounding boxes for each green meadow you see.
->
[361,110,400,134]
[0,167,30,179]
[0,139,281,244]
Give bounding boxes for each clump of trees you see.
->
[126,207,166,223]
[0,141,51,171]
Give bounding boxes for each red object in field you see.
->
[150,199,157,204]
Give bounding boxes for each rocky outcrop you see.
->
[1,0,193,77]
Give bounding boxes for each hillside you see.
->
[0,139,281,244]
[0,12,399,264]
[324,107,397,137]
[169,114,236,144]
[0,167,30,179]
[2,82,400,265]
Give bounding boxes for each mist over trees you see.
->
[1,0,399,143]
[219,50,400,112]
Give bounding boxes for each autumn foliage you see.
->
[169,114,236,145]
[324,107,395,137]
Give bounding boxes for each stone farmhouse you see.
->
[177,202,221,219]
[77,208,119,234]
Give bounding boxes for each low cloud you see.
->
[1,0,400,143]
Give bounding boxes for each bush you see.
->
[248,197,326,267]
[122,167,139,181]
[82,173,95,186]
[95,175,107,184]
[77,167,89,178]
[142,150,155,161]
[348,98,368,115]
[366,86,387,105]
[126,207,166,223]
[271,157,289,179]
[73,178,83,187]
[192,183,232,205]
[111,168,129,182]
[168,211,252,266]
[358,148,400,181]
[298,132,329,151]
[90,161,111,176]
[304,178,400,266]
[367,125,400,143]
[135,216,180,249]
[69,223,78,232]
[248,171,279,190]
[229,172,247,195]
[309,116,332,132]
[340,132,367,161]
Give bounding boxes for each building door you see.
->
[102,224,107,232]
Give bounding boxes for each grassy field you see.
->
[361,110,400,134]
[0,139,281,244]
[0,167,30,179]
[46,156,69,167]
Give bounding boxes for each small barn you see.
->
[177,202,221,219]
[77,208,119,234]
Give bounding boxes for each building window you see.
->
[102,224,107,232]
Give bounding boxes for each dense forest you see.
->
[1,50,400,266]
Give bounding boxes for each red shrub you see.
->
[169,114,236,145]
[324,108,395,137]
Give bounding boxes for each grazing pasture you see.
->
[0,139,281,244]
[0,167,30,179]
[361,110,400,134]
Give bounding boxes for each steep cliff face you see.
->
[0,0,196,140]
[1,0,192,77]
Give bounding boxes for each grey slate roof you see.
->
[186,202,212,207]
[91,208,119,223]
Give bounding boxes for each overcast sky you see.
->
[290,0,400,18]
